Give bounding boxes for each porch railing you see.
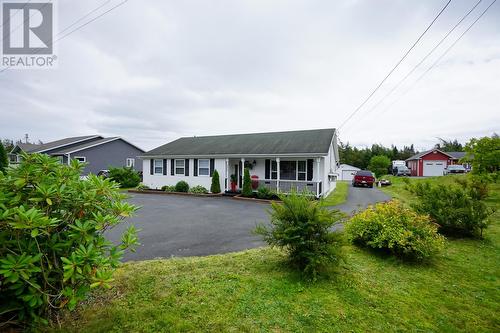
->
[257,180,322,197]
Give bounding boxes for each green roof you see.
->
[144,128,336,157]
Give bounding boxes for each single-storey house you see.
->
[337,164,361,181]
[10,135,144,175]
[141,128,340,198]
[406,149,466,177]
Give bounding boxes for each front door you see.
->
[234,164,240,189]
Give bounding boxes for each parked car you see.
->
[97,169,110,178]
[393,165,411,176]
[378,179,392,187]
[444,165,466,175]
[352,170,375,188]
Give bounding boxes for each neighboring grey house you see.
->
[141,128,340,198]
[10,135,144,175]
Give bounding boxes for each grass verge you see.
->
[321,181,349,207]
[47,176,499,332]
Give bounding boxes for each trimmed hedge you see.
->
[175,181,189,193]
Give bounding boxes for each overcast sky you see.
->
[1,0,499,151]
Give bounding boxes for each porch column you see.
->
[241,158,245,188]
[276,157,280,193]
[225,158,229,191]
[316,157,321,197]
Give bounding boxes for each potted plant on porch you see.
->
[230,174,238,192]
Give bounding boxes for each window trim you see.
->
[153,159,163,175]
[74,156,86,163]
[126,158,135,168]
[297,160,307,181]
[175,159,185,175]
[198,159,210,177]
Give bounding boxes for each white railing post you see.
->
[276,157,280,193]
[225,158,229,191]
[316,157,321,197]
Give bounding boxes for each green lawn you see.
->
[48,176,500,332]
[321,181,349,206]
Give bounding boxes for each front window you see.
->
[297,161,306,180]
[271,161,277,179]
[198,159,209,176]
[154,159,163,174]
[74,156,86,163]
[57,156,64,164]
[280,161,297,180]
[175,159,185,175]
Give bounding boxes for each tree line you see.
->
[339,138,467,170]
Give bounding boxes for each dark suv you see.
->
[352,170,375,188]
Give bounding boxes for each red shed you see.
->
[406,149,464,177]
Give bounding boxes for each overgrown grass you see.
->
[46,175,500,332]
[321,181,349,206]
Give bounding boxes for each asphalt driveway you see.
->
[108,185,390,261]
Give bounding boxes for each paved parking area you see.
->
[107,185,391,261]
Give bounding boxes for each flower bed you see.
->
[128,189,222,197]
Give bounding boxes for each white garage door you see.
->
[423,161,446,176]
[341,170,356,181]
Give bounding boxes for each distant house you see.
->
[141,128,340,198]
[406,149,465,177]
[10,135,144,175]
[337,164,360,181]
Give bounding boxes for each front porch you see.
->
[223,157,324,197]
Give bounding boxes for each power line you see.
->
[358,0,483,120]
[375,0,497,118]
[57,0,113,36]
[338,0,453,130]
[54,0,129,44]
[0,0,130,74]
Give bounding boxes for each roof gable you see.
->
[144,128,336,157]
[406,149,456,161]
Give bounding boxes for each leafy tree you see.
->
[242,168,253,197]
[1,139,14,153]
[464,134,500,173]
[108,166,141,188]
[368,155,391,178]
[255,192,344,280]
[0,142,8,173]
[409,180,493,237]
[435,138,464,152]
[0,154,139,326]
[210,169,221,193]
[338,141,417,169]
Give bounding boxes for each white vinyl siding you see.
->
[198,159,209,176]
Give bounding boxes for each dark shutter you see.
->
[171,159,174,175]
[193,159,198,176]
[150,159,154,175]
[185,159,190,176]
[307,159,313,181]
[265,159,270,179]
[210,158,215,176]
[163,159,167,175]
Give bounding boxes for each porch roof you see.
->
[142,128,336,157]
